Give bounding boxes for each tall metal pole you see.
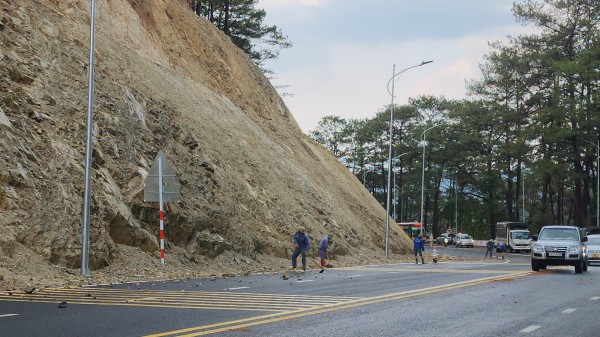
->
[455,176,458,233]
[393,170,397,221]
[385,61,432,257]
[363,169,375,188]
[522,164,525,222]
[420,124,440,236]
[420,138,426,235]
[385,65,395,258]
[400,186,404,222]
[81,0,97,277]
[579,138,600,227]
[392,153,410,224]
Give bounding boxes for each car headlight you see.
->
[568,246,580,253]
[532,244,545,253]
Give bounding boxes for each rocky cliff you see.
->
[0,0,414,289]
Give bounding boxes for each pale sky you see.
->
[257,0,535,133]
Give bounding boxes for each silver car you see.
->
[587,234,600,266]
[454,234,473,248]
[531,225,588,273]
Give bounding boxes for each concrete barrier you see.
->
[472,240,487,247]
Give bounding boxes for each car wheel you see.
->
[575,259,583,274]
[539,263,547,270]
[531,260,540,271]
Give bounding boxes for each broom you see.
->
[308,255,325,273]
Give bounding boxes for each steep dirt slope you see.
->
[0,0,417,289]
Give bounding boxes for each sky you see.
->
[256,0,536,133]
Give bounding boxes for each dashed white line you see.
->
[590,296,600,301]
[520,325,541,333]
[388,272,400,274]
[562,308,576,314]
[226,287,249,290]
[296,280,314,283]
[0,314,18,318]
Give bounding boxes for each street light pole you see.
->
[393,169,397,220]
[392,152,410,222]
[420,124,440,236]
[522,162,525,223]
[362,169,376,188]
[385,61,432,257]
[81,0,97,277]
[455,175,458,233]
[580,138,600,227]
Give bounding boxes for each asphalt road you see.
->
[1,247,598,336]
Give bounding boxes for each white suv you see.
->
[531,226,588,273]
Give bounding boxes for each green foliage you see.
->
[309,116,347,157]
[191,0,292,67]
[308,0,600,238]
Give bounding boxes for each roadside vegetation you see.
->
[309,0,600,239]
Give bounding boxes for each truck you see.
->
[495,221,532,253]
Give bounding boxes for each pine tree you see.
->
[192,0,292,67]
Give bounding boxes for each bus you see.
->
[397,222,424,238]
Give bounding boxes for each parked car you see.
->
[454,234,473,248]
[587,234,600,266]
[436,233,456,245]
[531,225,588,273]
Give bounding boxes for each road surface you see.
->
[1,247,598,336]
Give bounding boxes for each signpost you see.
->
[144,150,180,264]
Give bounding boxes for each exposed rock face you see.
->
[0,0,413,287]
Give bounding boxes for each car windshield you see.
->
[448,234,455,238]
[587,236,600,245]
[538,228,578,241]
[459,235,471,239]
[513,232,530,239]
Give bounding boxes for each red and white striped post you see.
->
[158,156,165,264]
[144,150,179,265]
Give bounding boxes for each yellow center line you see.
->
[144,271,532,337]
[36,288,360,300]
[352,267,517,274]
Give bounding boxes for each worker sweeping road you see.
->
[318,234,332,268]
[290,226,310,272]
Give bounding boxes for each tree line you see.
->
[188,0,292,72]
[309,0,600,239]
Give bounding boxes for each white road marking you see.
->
[348,275,363,278]
[296,280,314,283]
[562,308,576,314]
[590,296,600,301]
[520,325,541,333]
[388,272,400,274]
[226,287,249,290]
[0,314,19,318]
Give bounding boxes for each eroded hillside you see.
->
[0,0,416,289]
